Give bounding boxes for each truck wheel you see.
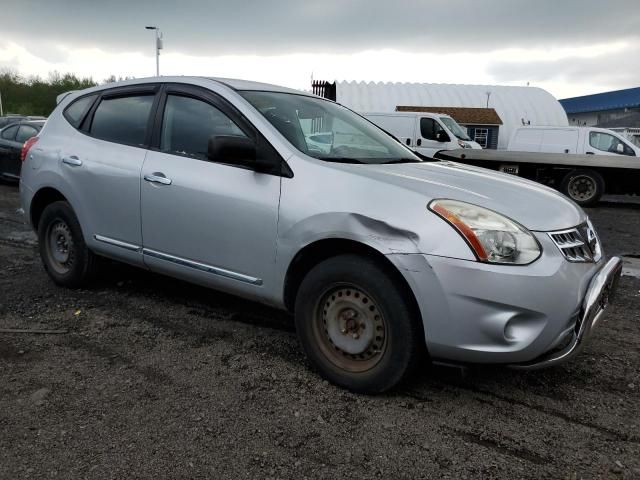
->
[294,254,423,393]
[560,169,604,206]
[38,201,97,287]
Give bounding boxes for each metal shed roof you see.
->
[560,87,640,114]
[332,81,567,149]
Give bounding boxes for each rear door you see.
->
[61,85,160,265]
[140,84,282,298]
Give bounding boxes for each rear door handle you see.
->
[586,151,594,155]
[144,173,172,185]
[62,156,82,166]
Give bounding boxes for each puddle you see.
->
[622,256,640,278]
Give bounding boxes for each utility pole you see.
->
[145,26,163,76]
[0,90,3,116]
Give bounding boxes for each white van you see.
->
[362,112,482,158]
[508,126,640,157]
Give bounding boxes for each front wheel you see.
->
[294,254,423,393]
[38,201,97,287]
[560,169,604,206]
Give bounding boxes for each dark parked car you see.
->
[0,120,45,180]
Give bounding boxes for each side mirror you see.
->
[208,135,257,167]
[435,130,450,143]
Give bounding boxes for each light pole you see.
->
[145,26,163,76]
[0,90,3,117]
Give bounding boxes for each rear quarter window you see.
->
[63,94,97,128]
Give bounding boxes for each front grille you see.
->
[549,221,601,263]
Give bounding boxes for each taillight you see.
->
[21,136,39,163]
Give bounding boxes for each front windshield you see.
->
[439,117,471,141]
[240,91,421,164]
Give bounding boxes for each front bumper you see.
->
[510,256,622,369]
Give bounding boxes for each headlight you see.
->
[457,139,470,149]
[429,199,541,265]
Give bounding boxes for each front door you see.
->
[140,86,281,298]
[415,117,448,157]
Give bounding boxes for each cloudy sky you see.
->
[1,0,638,99]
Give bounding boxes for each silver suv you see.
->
[20,77,622,393]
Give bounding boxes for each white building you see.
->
[312,81,568,150]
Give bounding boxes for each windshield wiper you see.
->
[380,158,423,164]
[317,157,366,164]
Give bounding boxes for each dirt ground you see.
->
[1,183,639,479]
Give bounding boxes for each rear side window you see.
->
[90,95,154,146]
[420,118,438,140]
[160,94,246,159]
[1,125,18,140]
[16,125,38,143]
[64,94,97,128]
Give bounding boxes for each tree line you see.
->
[0,70,133,117]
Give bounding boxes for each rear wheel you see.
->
[560,169,604,206]
[38,201,96,287]
[295,254,423,393]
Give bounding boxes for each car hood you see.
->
[347,160,586,231]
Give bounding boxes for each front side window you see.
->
[589,131,634,156]
[240,91,419,164]
[90,95,154,146]
[64,94,97,128]
[160,95,246,159]
[16,125,38,143]
[420,118,440,140]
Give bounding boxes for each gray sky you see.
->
[1,0,638,98]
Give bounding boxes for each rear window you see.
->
[64,94,97,128]
[90,95,154,146]
[16,125,38,143]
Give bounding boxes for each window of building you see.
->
[474,128,489,148]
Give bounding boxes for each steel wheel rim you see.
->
[313,284,387,373]
[45,220,75,275]
[568,175,596,202]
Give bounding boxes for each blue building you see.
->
[560,87,640,147]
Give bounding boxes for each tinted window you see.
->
[1,125,18,140]
[90,95,154,146]
[160,95,246,158]
[64,94,97,128]
[16,125,38,143]
[420,118,438,140]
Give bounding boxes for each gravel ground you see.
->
[1,183,639,479]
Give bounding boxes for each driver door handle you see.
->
[144,172,172,185]
[586,151,594,155]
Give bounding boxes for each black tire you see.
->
[37,201,96,287]
[294,254,423,393]
[560,169,604,207]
